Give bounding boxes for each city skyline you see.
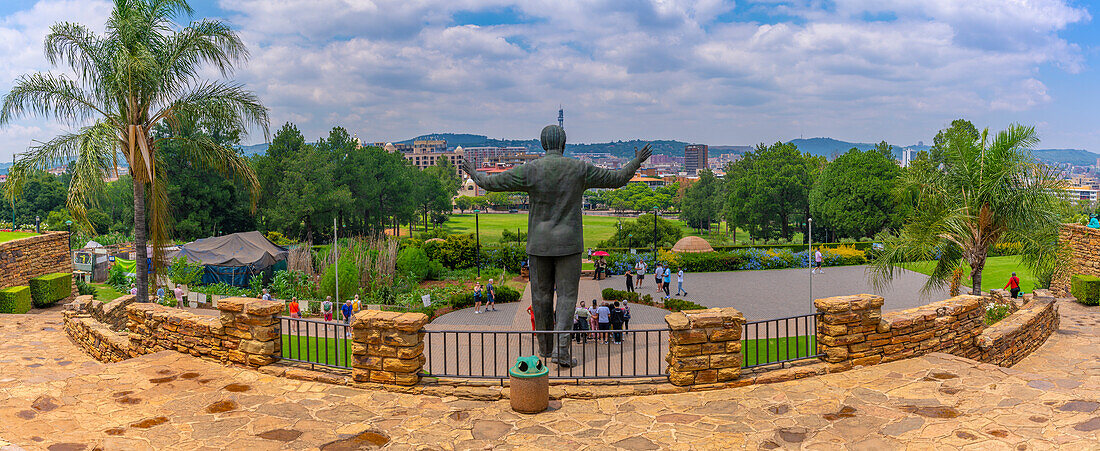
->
[0,0,1097,160]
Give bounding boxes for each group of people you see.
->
[572,299,630,344]
[625,260,686,299]
[591,256,610,280]
[472,279,497,314]
[285,291,362,337]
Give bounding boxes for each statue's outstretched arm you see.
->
[462,158,528,192]
[584,144,652,189]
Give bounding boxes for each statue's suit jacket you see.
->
[473,154,643,257]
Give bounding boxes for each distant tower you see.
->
[558,105,564,129]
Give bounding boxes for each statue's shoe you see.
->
[552,357,578,368]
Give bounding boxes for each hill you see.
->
[1032,149,1100,166]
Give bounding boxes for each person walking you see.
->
[173,285,184,304]
[341,299,354,337]
[663,269,672,298]
[625,269,635,293]
[596,302,611,343]
[573,301,591,343]
[473,282,483,314]
[609,301,625,344]
[288,297,300,333]
[322,296,333,322]
[676,268,687,296]
[1005,272,1022,298]
[654,264,664,292]
[486,279,497,312]
[635,260,646,288]
[814,248,824,274]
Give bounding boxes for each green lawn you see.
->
[904,255,1036,293]
[89,283,124,302]
[0,231,37,243]
[281,334,354,368]
[742,335,818,367]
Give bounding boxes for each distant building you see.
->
[413,139,447,153]
[463,146,541,168]
[684,144,708,173]
[709,153,741,169]
[900,148,920,167]
[373,142,412,152]
[403,148,463,177]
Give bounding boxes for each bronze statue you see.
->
[463,125,651,366]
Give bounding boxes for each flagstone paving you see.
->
[0,298,1099,450]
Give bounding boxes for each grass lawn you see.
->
[904,255,1036,294]
[281,334,353,368]
[0,231,37,243]
[742,335,818,367]
[436,213,759,248]
[89,283,124,302]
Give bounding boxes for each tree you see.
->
[598,214,682,248]
[424,156,460,198]
[810,147,902,239]
[0,171,66,226]
[680,169,721,232]
[725,142,822,241]
[870,123,1064,295]
[1,0,267,302]
[454,196,473,213]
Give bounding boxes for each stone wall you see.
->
[0,231,73,295]
[351,310,429,386]
[68,294,135,331]
[664,308,744,386]
[815,292,1058,371]
[65,296,282,367]
[1052,223,1100,296]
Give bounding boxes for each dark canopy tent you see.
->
[174,231,288,287]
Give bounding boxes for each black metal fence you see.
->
[421,328,669,380]
[278,316,354,369]
[741,312,823,368]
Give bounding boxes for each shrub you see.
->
[828,245,867,265]
[984,303,1011,326]
[270,270,314,299]
[425,234,479,269]
[1071,274,1100,306]
[107,266,132,293]
[29,272,72,307]
[396,247,433,281]
[0,286,32,314]
[664,297,707,312]
[482,243,526,272]
[450,284,521,309]
[76,279,96,296]
[168,257,203,286]
[265,231,295,246]
[320,255,359,301]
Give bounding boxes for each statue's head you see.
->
[541,125,566,154]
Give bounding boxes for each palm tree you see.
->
[870,123,1064,295]
[1,0,267,302]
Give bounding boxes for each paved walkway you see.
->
[2,299,1100,449]
[602,266,954,321]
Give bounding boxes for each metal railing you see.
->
[421,328,669,380]
[741,312,823,368]
[278,316,354,369]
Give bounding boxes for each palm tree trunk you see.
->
[970,258,985,296]
[133,177,148,302]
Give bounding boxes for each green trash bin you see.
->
[509,355,549,413]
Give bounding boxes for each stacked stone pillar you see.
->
[814,294,885,372]
[664,308,745,386]
[216,297,283,366]
[351,310,429,386]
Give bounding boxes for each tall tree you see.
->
[870,124,1064,295]
[1,0,267,302]
[725,142,821,241]
[810,147,902,239]
[680,169,721,232]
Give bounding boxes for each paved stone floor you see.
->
[2,299,1100,450]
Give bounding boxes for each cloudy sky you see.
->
[0,0,1096,160]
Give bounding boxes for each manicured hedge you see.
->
[1071,274,1100,306]
[29,272,72,308]
[663,297,707,312]
[0,286,32,314]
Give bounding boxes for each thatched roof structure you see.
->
[671,236,714,253]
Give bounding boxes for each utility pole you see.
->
[334,217,339,303]
[808,218,813,314]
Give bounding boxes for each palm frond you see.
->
[0,73,112,125]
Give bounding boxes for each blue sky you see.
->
[0,0,1097,160]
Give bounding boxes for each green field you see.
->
[281,333,354,368]
[742,335,818,367]
[90,283,124,302]
[904,256,1036,293]
[0,231,37,243]
[438,213,756,248]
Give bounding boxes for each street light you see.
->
[65,220,73,250]
[473,209,481,278]
[808,218,813,314]
[35,215,40,233]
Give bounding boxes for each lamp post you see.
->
[65,220,73,250]
[474,209,481,278]
[808,218,813,314]
[35,215,40,233]
[617,220,622,248]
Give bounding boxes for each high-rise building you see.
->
[684,144,709,173]
[901,148,920,167]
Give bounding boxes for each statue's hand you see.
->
[461,157,478,178]
[637,144,652,163]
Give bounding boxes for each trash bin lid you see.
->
[508,355,549,378]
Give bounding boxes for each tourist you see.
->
[288,297,300,333]
[596,302,611,343]
[622,299,631,330]
[1005,272,1022,298]
[352,294,361,313]
[486,279,496,312]
[473,282,483,314]
[592,257,602,280]
[635,260,646,288]
[341,299,354,337]
[573,301,590,343]
[625,269,634,293]
[654,264,664,292]
[261,288,272,301]
[322,296,333,322]
[609,301,625,343]
[588,300,599,340]
[173,285,184,303]
[663,269,672,299]
[676,268,687,296]
[814,248,824,274]
[156,286,164,300]
[129,283,138,297]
